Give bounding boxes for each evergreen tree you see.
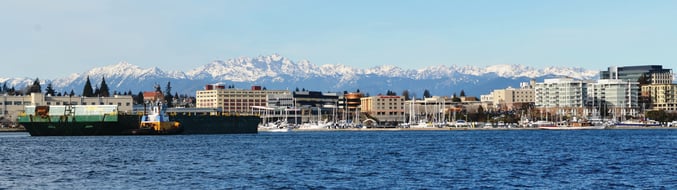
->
[82,76,94,97]
[45,83,56,96]
[69,90,75,97]
[165,82,174,107]
[29,78,41,93]
[402,90,410,100]
[94,86,100,97]
[460,90,466,97]
[99,77,110,97]
[423,89,431,98]
[477,105,486,122]
[451,93,461,102]
[135,91,144,105]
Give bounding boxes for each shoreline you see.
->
[262,126,677,132]
[0,128,26,132]
[5,126,674,133]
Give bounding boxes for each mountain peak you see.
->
[2,54,603,95]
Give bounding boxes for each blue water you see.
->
[0,130,675,189]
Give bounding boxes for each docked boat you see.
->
[532,120,557,129]
[538,121,606,130]
[168,108,260,134]
[612,120,661,128]
[17,105,181,136]
[18,85,182,136]
[134,100,183,135]
[538,125,606,130]
[259,120,293,132]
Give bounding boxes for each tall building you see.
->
[600,65,673,84]
[535,78,587,108]
[195,84,289,113]
[588,79,640,117]
[641,84,677,111]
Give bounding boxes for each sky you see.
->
[1,0,677,79]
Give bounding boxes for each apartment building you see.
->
[534,78,587,117]
[195,84,289,113]
[588,79,640,108]
[361,95,405,124]
[641,84,677,111]
[488,81,535,110]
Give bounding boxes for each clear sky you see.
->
[2,0,676,79]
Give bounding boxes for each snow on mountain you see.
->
[1,54,602,95]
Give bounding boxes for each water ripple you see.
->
[0,130,675,189]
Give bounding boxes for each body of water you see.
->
[0,130,675,189]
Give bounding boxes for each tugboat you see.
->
[133,85,182,135]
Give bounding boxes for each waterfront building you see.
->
[587,79,640,118]
[293,91,339,109]
[292,91,341,123]
[360,95,405,125]
[487,80,535,111]
[267,93,294,108]
[195,84,289,113]
[600,65,673,84]
[403,96,467,124]
[1,93,133,123]
[534,78,587,117]
[641,84,677,111]
[338,92,363,123]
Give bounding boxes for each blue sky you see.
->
[2,0,676,79]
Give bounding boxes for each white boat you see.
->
[612,120,661,128]
[259,120,294,132]
[532,120,556,129]
[538,121,605,130]
[538,125,606,130]
[452,120,469,127]
[265,127,292,132]
[410,120,432,128]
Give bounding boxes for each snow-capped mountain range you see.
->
[0,54,600,97]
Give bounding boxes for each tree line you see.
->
[0,77,195,107]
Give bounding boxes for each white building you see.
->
[535,78,587,108]
[195,85,289,113]
[588,79,640,117]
